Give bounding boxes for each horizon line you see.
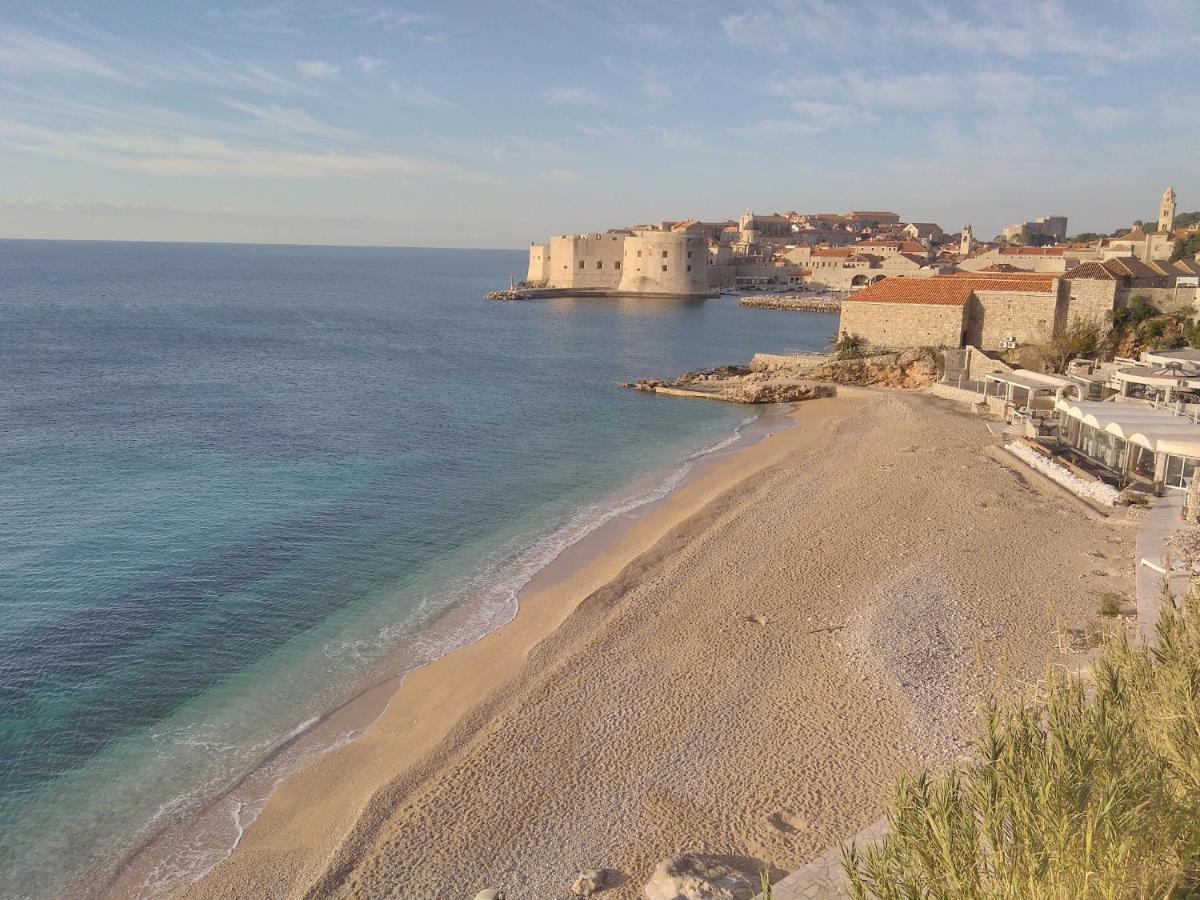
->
[0,236,525,252]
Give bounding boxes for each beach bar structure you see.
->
[982,369,1074,412]
[1054,397,1200,488]
[1111,349,1200,404]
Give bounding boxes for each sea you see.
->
[0,240,836,899]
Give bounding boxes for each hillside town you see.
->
[521,187,1200,350]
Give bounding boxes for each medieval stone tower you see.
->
[1160,185,1176,234]
[960,224,973,255]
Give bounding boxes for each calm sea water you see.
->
[0,240,836,898]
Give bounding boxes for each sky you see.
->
[0,0,1197,248]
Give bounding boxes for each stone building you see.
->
[525,226,710,296]
[838,273,1065,350]
[784,244,941,291]
[958,246,1086,274]
[1001,215,1068,243]
[839,256,1200,352]
[1062,257,1200,315]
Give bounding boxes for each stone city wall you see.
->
[526,243,551,284]
[547,233,626,290]
[839,300,966,349]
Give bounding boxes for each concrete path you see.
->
[1135,492,1188,645]
[756,821,886,899]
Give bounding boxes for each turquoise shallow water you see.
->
[0,240,837,898]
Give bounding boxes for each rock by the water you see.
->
[643,854,758,900]
[571,868,609,896]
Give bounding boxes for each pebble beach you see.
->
[172,389,1135,899]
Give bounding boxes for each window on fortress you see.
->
[579,261,585,269]
[687,265,692,272]
[687,250,693,258]
[597,261,603,269]
[662,250,668,258]
[615,261,621,270]
[662,265,668,272]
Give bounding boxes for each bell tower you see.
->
[1159,185,1176,234]
[960,224,973,255]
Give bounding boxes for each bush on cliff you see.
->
[843,595,1200,898]
[831,332,867,361]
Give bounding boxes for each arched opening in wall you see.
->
[870,275,886,283]
[851,274,869,286]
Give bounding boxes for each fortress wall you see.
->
[547,234,625,290]
[617,230,709,295]
[526,243,551,284]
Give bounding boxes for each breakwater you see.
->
[739,294,842,312]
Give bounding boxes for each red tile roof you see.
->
[1062,261,1116,280]
[847,272,1059,306]
[844,278,975,305]
[999,246,1066,256]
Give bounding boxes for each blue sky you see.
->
[0,0,1196,247]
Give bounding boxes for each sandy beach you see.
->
[170,388,1134,899]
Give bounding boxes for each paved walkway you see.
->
[756,821,886,899]
[1135,492,1189,644]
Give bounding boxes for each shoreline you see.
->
[152,388,1132,898]
[100,401,811,899]
[153,397,846,900]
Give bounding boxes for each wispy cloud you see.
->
[540,168,584,185]
[0,118,496,183]
[220,99,357,138]
[541,86,603,107]
[211,2,443,37]
[298,59,341,79]
[388,80,455,109]
[654,128,709,152]
[355,55,386,75]
[0,27,131,81]
[1074,105,1132,130]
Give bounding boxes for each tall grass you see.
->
[843,594,1200,898]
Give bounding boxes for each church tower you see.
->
[1160,185,1176,234]
[960,224,973,255]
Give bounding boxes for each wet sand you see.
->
[173,389,1135,899]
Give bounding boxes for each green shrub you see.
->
[1099,592,1122,617]
[831,332,867,360]
[844,594,1200,898]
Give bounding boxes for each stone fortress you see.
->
[522,186,1200,350]
[526,226,710,298]
[524,209,913,298]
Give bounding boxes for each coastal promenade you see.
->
[178,390,1134,899]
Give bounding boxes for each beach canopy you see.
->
[1056,399,1200,455]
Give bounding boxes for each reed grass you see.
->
[843,593,1200,898]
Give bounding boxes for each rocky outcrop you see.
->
[621,348,937,404]
[571,868,610,896]
[748,348,939,389]
[643,854,759,900]
[739,295,841,312]
[624,374,834,404]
